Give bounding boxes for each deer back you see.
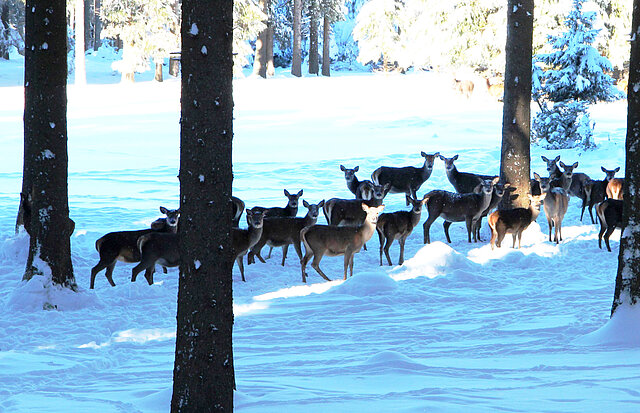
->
[137,232,180,268]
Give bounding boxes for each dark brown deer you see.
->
[422,177,499,244]
[323,183,389,226]
[233,209,266,281]
[439,154,498,194]
[597,199,623,252]
[488,193,546,249]
[376,195,426,266]
[248,200,324,266]
[474,182,511,241]
[232,196,245,227]
[300,204,384,283]
[582,167,619,223]
[90,207,180,289]
[340,165,375,199]
[541,155,562,180]
[131,232,180,285]
[371,152,440,199]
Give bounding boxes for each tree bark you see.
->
[84,0,91,51]
[23,0,76,290]
[171,0,235,410]
[253,0,268,78]
[93,0,102,52]
[308,7,319,75]
[292,0,302,77]
[1,2,9,60]
[154,60,163,82]
[266,24,275,77]
[611,0,640,316]
[499,0,534,209]
[322,13,330,77]
[75,0,86,85]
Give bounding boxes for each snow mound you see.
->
[575,305,640,347]
[329,270,398,296]
[391,241,475,281]
[8,274,98,312]
[361,350,427,372]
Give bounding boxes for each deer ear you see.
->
[284,189,290,196]
[534,172,541,180]
[361,203,368,212]
[297,189,303,196]
[318,200,325,207]
[452,154,459,161]
[554,155,561,162]
[572,162,578,168]
[340,165,345,171]
[433,152,440,157]
[541,155,548,162]
[354,166,359,172]
[492,176,500,184]
[160,206,168,214]
[601,166,607,172]
[303,200,309,208]
[615,167,620,172]
[438,154,445,160]
[421,151,427,157]
[559,161,566,168]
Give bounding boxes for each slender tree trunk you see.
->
[154,60,163,82]
[171,0,235,409]
[266,24,275,77]
[499,0,534,209]
[84,0,91,51]
[611,0,640,316]
[253,0,268,78]
[322,12,330,76]
[1,2,9,60]
[23,0,76,290]
[75,0,86,85]
[292,0,302,77]
[308,7,319,75]
[93,0,102,52]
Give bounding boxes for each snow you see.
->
[0,54,637,412]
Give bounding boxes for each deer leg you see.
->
[547,218,553,242]
[422,214,437,244]
[475,217,484,242]
[377,228,384,266]
[310,251,331,281]
[103,262,117,288]
[598,223,606,249]
[398,237,406,265]
[604,227,615,252]
[236,256,246,282]
[496,229,506,248]
[131,262,147,283]
[490,228,498,250]
[144,267,155,285]
[518,231,523,249]
[580,197,587,222]
[383,237,393,266]
[300,250,313,283]
[511,233,517,249]
[281,244,289,267]
[443,221,453,243]
[90,258,116,289]
[292,241,304,262]
[249,238,267,264]
[465,218,473,243]
[267,246,274,259]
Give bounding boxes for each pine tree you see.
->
[352,0,402,71]
[532,0,624,149]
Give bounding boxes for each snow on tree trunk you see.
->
[171,0,235,410]
[23,0,76,291]
[253,0,268,78]
[611,0,640,316]
[292,0,302,77]
[499,0,534,210]
[322,13,330,77]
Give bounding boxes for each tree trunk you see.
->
[291,0,302,77]
[266,24,275,77]
[499,0,534,209]
[1,2,9,60]
[171,0,235,410]
[169,56,180,76]
[154,60,163,82]
[611,0,640,316]
[322,13,330,77]
[75,0,86,85]
[253,0,268,78]
[93,0,102,52]
[23,0,76,290]
[84,0,91,51]
[308,8,319,75]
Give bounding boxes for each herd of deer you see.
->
[87,153,626,289]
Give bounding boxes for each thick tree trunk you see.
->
[266,25,275,77]
[291,0,302,77]
[23,0,76,290]
[611,0,640,316]
[499,0,534,210]
[93,0,102,52]
[253,0,268,78]
[308,10,319,75]
[322,13,330,77]
[154,60,163,82]
[75,0,86,85]
[171,0,235,410]
[84,0,91,51]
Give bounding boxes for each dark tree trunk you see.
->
[266,25,275,77]
[93,0,102,52]
[292,0,302,77]
[154,61,163,82]
[84,0,91,51]
[75,0,86,85]
[611,0,640,317]
[322,13,331,77]
[308,8,319,75]
[1,2,9,60]
[169,56,180,77]
[23,0,76,290]
[253,0,268,78]
[171,0,235,410]
[499,0,534,209]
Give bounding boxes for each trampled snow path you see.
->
[0,63,638,412]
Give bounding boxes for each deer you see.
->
[541,155,562,180]
[534,173,569,244]
[376,195,426,266]
[552,161,578,191]
[474,182,511,242]
[582,167,619,224]
[422,177,500,244]
[248,200,324,266]
[439,154,498,194]
[607,176,624,200]
[453,79,474,99]
[488,193,546,249]
[370,151,440,199]
[340,165,375,199]
[323,183,389,226]
[90,207,180,289]
[131,232,179,286]
[300,203,385,283]
[597,199,623,252]
[231,196,245,227]
[233,208,266,281]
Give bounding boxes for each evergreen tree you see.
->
[233,0,266,75]
[594,0,631,76]
[532,0,624,149]
[352,0,402,71]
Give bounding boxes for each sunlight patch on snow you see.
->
[234,301,270,316]
[79,328,175,349]
[390,242,474,281]
[253,280,342,302]
[575,304,640,347]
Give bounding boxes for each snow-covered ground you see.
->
[0,52,638,412]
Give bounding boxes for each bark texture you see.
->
[23,0,76,289]
[171,0,235,410]
[611,0,640,316]
[308,7,319,75]
[322,13,330,77]
[499,0,534,209]
[291,0,302,77]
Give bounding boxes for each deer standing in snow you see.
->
[371,151,440,199]
[376,195,426,266]
[488,193,546,249]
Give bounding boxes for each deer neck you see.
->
[303,213,318,227]
[529,204,541,222]
[248,224,264,246]
[359,218,378,242]
[421,160,433,180]
[410,209,422,227]
[347,177,360,194]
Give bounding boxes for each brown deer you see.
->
[582,167,619,224]
[488,193,546,249]
[534,173,569,244]
[231,196,245,227]
[323,183,389,226]
[90,207,180,289]
[300,203,384,283]
[453,79,474,99]
[340,165,375,199]
[232,209,266,281]
[131,232,180,285]
[422,177,499,244]
[474,182,511,241]
[607,177,624,200]
[597,199,623,252]
[376,195,426,266]
[371,152,440,199]
[541,155,562,180]
[248,200,324,266]
[439,154,498,194]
